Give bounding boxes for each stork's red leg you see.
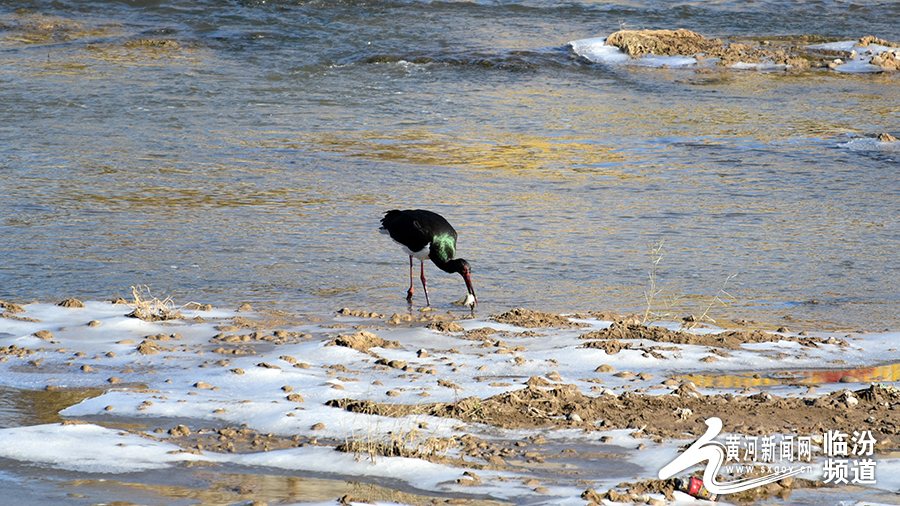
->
[420,261,431,306]
[406,255,415,302]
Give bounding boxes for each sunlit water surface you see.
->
[1,0,899,333]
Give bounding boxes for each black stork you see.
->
[379,209,477,308]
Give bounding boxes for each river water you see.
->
[1,0,899,331]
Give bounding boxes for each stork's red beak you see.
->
[462,271,477,307]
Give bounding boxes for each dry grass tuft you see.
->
[124,285,182,321]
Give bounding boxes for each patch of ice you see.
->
[841,138,900,153]
[0,423,217,473]
[569,37,699,67]
[809,40,900,73]
[568,37,630,65]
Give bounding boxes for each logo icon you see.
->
[659,417,804,495]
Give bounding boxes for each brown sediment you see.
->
[578,321,849,349]
[606,29,724,58]
[604,29,811,70]
[857,35,900,48]
[326,330,401,354]
[489,308,589,328]
[327,383,900,443]
[602,29,900,72]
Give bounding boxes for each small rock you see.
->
[194,382,214,389]
[463,471,482,482]
[310,423,325,430]
[33,330,53,340]
[595,364,615,373]
[169,424,191,437]
[0,301,25,313]
[676,407,693,419]
[526,376,552,387]
[427,321,465,333]
[57,298,85,308]
[582,489,604,503]
[137,341,159,355]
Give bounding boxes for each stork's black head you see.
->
[447,258,477,307]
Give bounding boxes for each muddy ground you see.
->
[317,308,900,503]
[8,301,900,504]
[324,309,893,443]
[150,305,898,504]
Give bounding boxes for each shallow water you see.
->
[1,3,899,328]
[0,386,104,428]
